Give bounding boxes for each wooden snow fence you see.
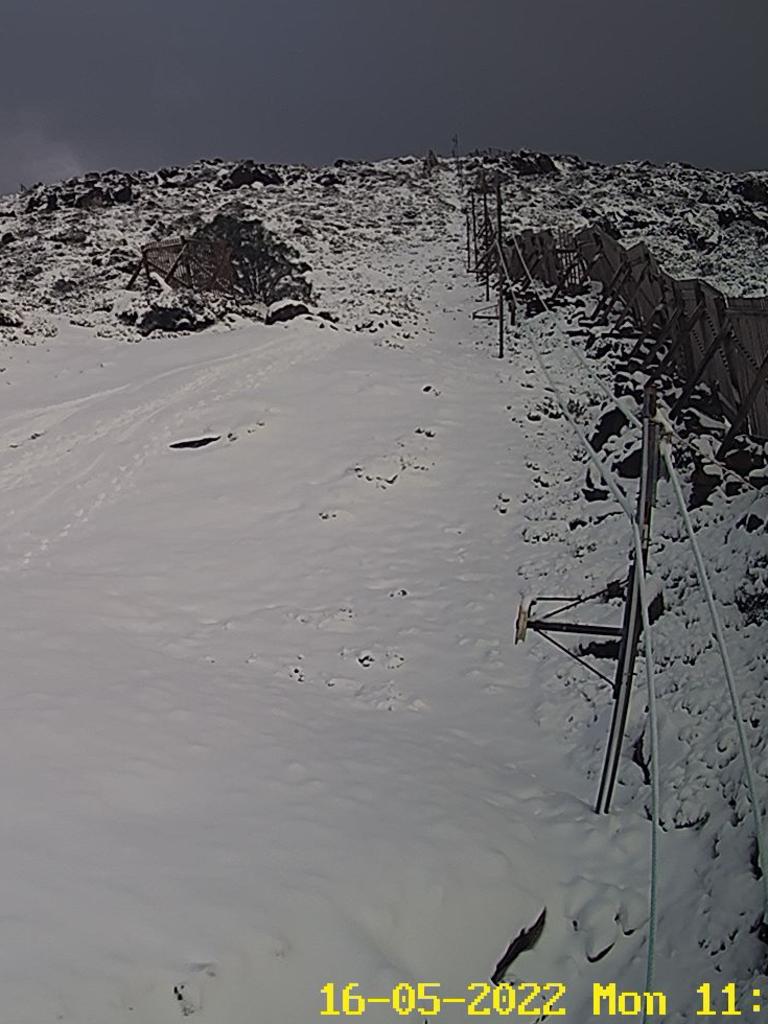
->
[127,237,234,293]
[504,224,768,454]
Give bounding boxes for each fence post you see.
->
[595,384,660,814]
[452,133,462,185]
[496,173,505,359]
[471,193,478,274]
[482,169,491,302]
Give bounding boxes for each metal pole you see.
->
[496,172,505,359]
[471,193,478,278]
[466,210,471,273]
[482,170,490,301]
[595,385,660,814]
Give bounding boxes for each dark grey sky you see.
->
[1,0,766,193]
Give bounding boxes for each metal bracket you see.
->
[514,582,626,688]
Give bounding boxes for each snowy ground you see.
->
[0,171,765,1023]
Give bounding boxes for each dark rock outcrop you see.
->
[732,176,768,207]
[265,300,310,325]
[118,293,216,336]
[219,161,283,191]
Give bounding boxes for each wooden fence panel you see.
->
[725,298,768,437]
[512,224,768,444]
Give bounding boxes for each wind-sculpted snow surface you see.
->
[0,155,764,1021]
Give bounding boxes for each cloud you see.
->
[0,123,85,195]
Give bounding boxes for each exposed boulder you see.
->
[732,176,768,207]
[118,292,217,336]
[112,183,134,203]
[219,161,283,191]
[504,150,560,176]
[53,227,88,245]
[265,299,310,325]
[24,173,139,214]
[0,306,23,328]
[75,187,108,210]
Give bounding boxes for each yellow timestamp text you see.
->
[321,980,766,1018]
[321,981,566,1018]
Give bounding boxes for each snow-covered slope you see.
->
[2,148,767,350]
[0,156,454,344]
[0,151,765,1022]
[467,150,768,297]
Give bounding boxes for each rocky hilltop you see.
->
[0,148,766,346]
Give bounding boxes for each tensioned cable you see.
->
[498,216,768,929]
[499,228,662,1006]
[660,435,768,919]
[496,220,768,1007]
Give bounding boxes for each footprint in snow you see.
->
[287,606,356,630]
[325,677,427,712]
[172,963,216,1017]
[494,493,511,514]
[318,508,354,522]
[385,650,405,670]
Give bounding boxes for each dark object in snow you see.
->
[112,183,134,203]
[0,307,23,328]
[75,187,108,210]
[54,227,88,245]
[491,908,546,985]
[265,300,310,325]
[732,176,768,208]
[632,731,652,786]
[220,161,283,191]
[586,941,616,964]
[169,436,221,449]
[1,232,15,246]
[524,293,546,316]
[590,408,629,453]
[23,172,139,214]
[614,446,642,479]
[690,467,723,510]
[504,151,558,177]
[579,639,621,661]
[724,446,765,476]
[735,557,768,625]
[741,514,765,534]
[192,213,312,305]
[120,293,217,336]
